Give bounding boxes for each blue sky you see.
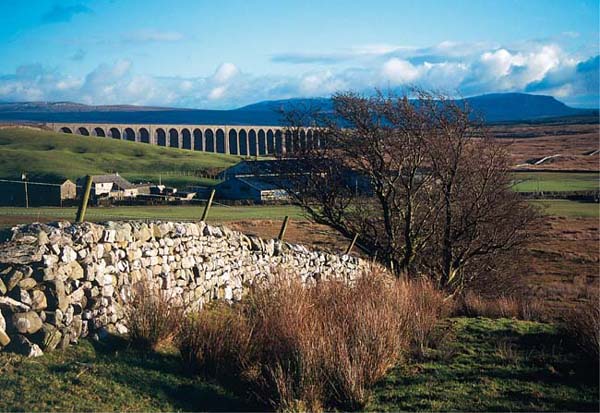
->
[0,0,598,108]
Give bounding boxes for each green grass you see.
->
[0,198,594,232]
[369,317,599,412]
[512,172,600,192]
[530,199,599,217]
[1,318,595,412]
[0,205,304,227]
[0,336,257,412]
[0,128,241,187]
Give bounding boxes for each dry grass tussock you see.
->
[453,290,544,321]
[177,268,446,412]
[562,289,600,366]
[124,279,184,351]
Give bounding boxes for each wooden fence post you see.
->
[23,180,29,209]
[201,189,216,222]
[76,175,93,223]
[345,233,359,255]
[277,216,290,241]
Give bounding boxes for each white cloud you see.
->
[208,86,227,100]
[55,78,82,91]
[299,70,347,95]
[212,63,239,84]
[381,58,421,84]
[480,49,515,78]
[350,44,408,56]
[0,40,596,108]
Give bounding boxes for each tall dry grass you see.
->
[177,269,446,411]
[563,293,600,366]
[178,301,255,382]
[453,290,543,321]
[124,280,184,351]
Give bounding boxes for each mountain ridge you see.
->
[0,93,596,124]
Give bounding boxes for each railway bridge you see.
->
[48,122,323,156]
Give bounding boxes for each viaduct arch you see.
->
[49,122,323,156]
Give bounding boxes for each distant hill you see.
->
[0,101,174,112]
[460,93,590,122]
[238,93,597,123]
[0,108,281,126]
[0,93,596,125]
[0,127,238,187]
[235,97,334,113]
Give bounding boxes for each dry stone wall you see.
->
[0,220,365,357]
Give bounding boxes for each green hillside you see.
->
[512,171,600,192]
[0,127,241,187]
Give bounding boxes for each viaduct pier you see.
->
[48,122,323,156]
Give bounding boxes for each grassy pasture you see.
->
[1,128,598,192]
[0,197,595,233]
[0,205,304,230]
[512,171,599,192]
[0,128,240,187]
[0,318,596,412]
[530,199,599,218]
[369,317,598,412]
[0,336,253,412]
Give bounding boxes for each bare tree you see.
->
[275,89,538,294]
[418,91,538,292]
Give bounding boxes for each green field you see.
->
[1,127,598,193]
[368,318,598,412]
[0,336,252,412]
[0,199,600,227]
[0,128,240,187]
[530,199,599,218]
[0,205,304,227]
[0,199,595,231]
[0,318,596,412]
[512,172,600,192]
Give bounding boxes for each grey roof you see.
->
[236,176,286,192]
[217,159,313,179]
[80,174,134,190]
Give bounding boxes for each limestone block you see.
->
[0,329,10,347]
[61,246,77,263]
[12,311,43,334]
[40,323,62,351]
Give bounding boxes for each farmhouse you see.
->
[0,178,76,206]
[76,173,137,199]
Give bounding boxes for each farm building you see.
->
[215,176,289,202]
[0,178,76,206]
[76,173,137,199]
[216,159,373,201]
[217,159,308,180]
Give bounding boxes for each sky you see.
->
[0,0,598,109]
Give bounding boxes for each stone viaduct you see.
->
[48,122,324,156]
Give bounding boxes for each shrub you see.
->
[563,294,600,366]
[178,268,446,411]
[124,280,184,351]
[178,301,255,382]
[400,279,449,356]
[453,291,543,321]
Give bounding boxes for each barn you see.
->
[215,176,289,202]
[0,178,76,206]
